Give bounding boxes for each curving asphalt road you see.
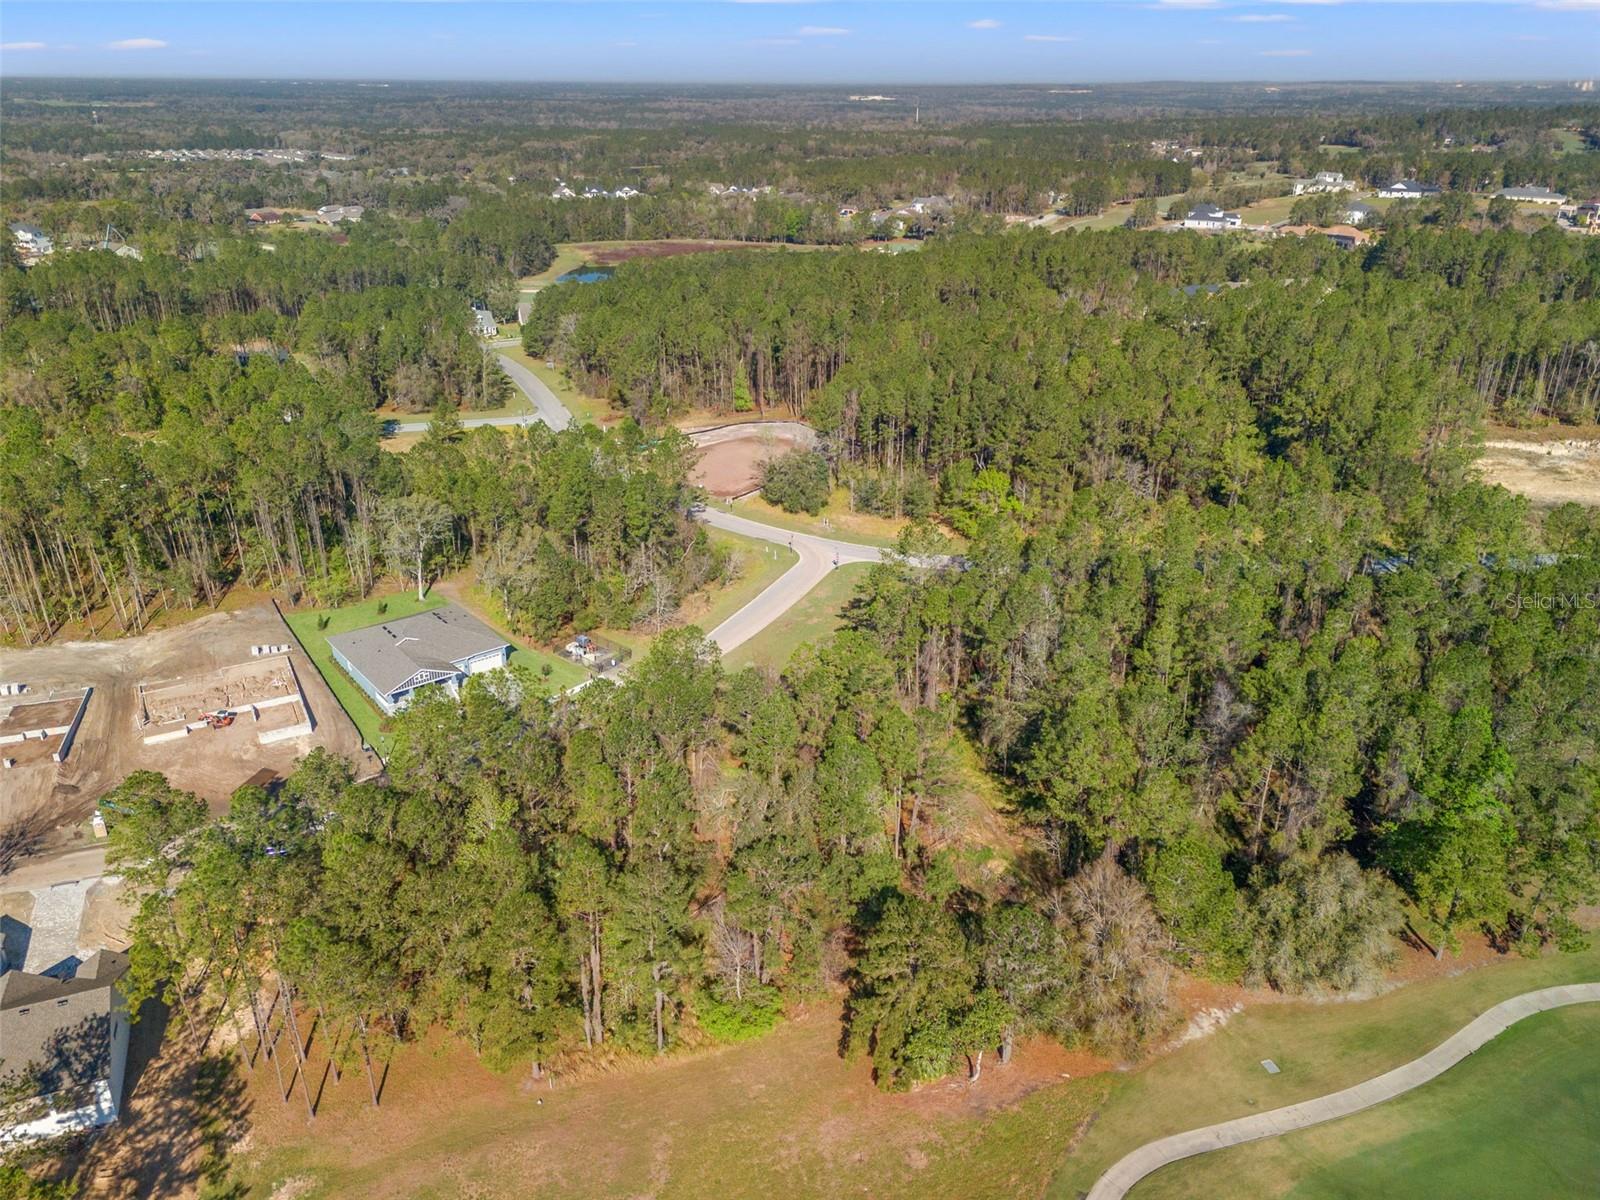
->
[1086,982,1600,1200]
[697,506,887,653]
[384,353,573,435]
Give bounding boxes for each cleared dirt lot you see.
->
[688,421,817,498]
[1476,428,1600,510]
[0,602,374,861]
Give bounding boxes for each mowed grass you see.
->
[1131,1005,1600,1200]
[496,344,615,426]
[282,588,581,755]
[725,562,872,672]
[1048,940,1600,1198]
[727,491,909,549]
[232,1005,1110,1200]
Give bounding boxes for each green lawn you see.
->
[726,492,909,550]
[282,588,582,755]
[1049,941,1600,1198]
[496,345,615,426]
[724,562,871,673]
[1131,1005,1600,1200]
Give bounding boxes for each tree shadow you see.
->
[70,1005,252,1200]
[0,809,54,876]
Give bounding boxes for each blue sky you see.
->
[1,2,1597,84]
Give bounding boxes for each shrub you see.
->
[760,449,830,515]
[695,987,783,1043]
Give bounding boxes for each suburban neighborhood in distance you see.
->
[2,2,1599,1197]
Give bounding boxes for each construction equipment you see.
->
[202,710,236,729]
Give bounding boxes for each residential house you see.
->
[1343,201,1380,225]
[1378,180,1442,200]
[328,604,511,715]
[0,950,131,1146]
[245,208,284,225]
[1321,225,1372,250]
[1181,203,1242,231]
[315,203,364,224]
[9,223,52,258]
[471,306,498,337]
[1495,185,1567,205]
[1291,171,1353,196]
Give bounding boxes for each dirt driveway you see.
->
[688,421,817,498]
[0,602,374,870]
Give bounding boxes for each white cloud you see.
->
[1261,47,1312,55]
[1,41,47,50]
[968,18,1002,29]
[1024,33,1076,42]
[798,25,849,36]
[108,38,168,50]
[1228,13,1294,20]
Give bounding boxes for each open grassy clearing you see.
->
[282,588,579,755]
[1131,1004,1600,1200]
[1234,193,1301,225]
[229,944,1600,1200]
[1047,940,1600,1198]
[725,562,872,672]
[496,344,615,425]
[727,491,911,549]
[232,1003,1109,1200]
[518,241,590,291]
[1551,128,1590,155]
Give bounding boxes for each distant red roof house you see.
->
[246,209,283,225]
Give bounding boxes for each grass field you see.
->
[1131,1005,1600,1200]
[724,562,872,672]
[282,589,581,754]
[727,492,911,549]
[229,943,1600,1200]
[1048,940,1600,1197]
[1234,193,1300,225]
[496,344,615,426]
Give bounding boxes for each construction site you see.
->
[0,603,374,865]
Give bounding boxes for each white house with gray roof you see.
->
[1,949,131,1145]
[1495,185,1567,205]
[328,604,511,715]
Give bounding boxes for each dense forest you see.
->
[3,83,1598,1108]
[87,221,1600,1101]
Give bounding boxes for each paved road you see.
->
[697,507,887,654]
[1086,982,1600,1200]
[384,353,573,435]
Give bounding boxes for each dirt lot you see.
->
[0,603,375,863]
[688,421,817,498]
[1476,426,1600,509]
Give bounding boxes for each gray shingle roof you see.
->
[1,950,129,1093]
[327,604,509,697]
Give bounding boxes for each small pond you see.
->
[554,265,615,284]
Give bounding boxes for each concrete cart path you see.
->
[1087,982,1600,1200]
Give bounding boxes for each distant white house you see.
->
[1292,171,1353,196]
[315,203,364,224]
[9,223,52,258]
[1495,185,1567,205]
[471,306,498,337]
[1377,180,1442,200]
[1182,203,1242,231]
[1344,201,1380,225]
